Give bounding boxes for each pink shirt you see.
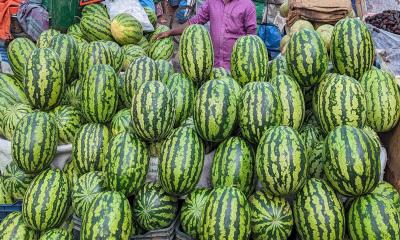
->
[188,0,257,70]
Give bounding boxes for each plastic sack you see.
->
[258,23,282,59]
[16,3,49,41]
[139,0,156,11]
[103,0,154,32]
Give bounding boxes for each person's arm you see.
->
[244,6,257,35]
[156,0,210,39]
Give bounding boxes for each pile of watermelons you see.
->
[1,3,400,240]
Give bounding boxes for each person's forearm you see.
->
[169,22,190,36]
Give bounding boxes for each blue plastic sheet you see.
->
[258,23,282,59]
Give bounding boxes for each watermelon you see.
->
[0,212,39,239]
[72,123,110,175]
[121,45,147,70]
[180,189,211,239]
[148,36,174,60]
[78,41,114,77]
[316,73,366,133]
[103,40,124,72]
[231,35,268,85]
[82,64,119,123]
[116,73,131,108]
[39,229,72,240]
[211,136,255,196]
[2,162,34,200]
[24,48,65,110]
[63,160,80,190]
[348,193,400,239]
[249,191,293,240]
[159,126,204,195]
[144,7,157,27]
[50,105,83,144]
[7,37,36,80]
[37,29,60,48]
[131,81,175,142]
[82,3,108,17]
[360,69,400,132]
[165,73,196,127]
[132,182,178,231]
[80,14,113,42]
[307,141,324,179]
[294,178,345,240]
[156,59,175,82]
[323,125,380,196]
[298,123,324,156]
[105,132,149,196]
[61,79,82,109]
[210,67,231,80]
[111,108,133,135]
[256,126,308,196]
[0,73,28,104]
[12,112,58,173]
[238,82,283,144]
[286,29,328,87]
[201,187,251,240]
[268,55,287,80]
[194,79,237,142]
[270,74,305,129]
[1,103,32,140]
[0,177,13,204]
[111,13,143,45]
[372,181,400,213]
[148,25,170,42]
[138,37,150,53]
[331,18,375,80]
[23,169,71,231]
[49,34,79,83]
[81,191,133,240]
[363,125,381,147]
[179,24,214,83]
[72,171,105,218]
[124,56,159,102]
[67,24,85,39]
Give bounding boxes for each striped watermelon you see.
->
[148,25,170,43]
[268,55,287,80]
[217,77,242,98]
[212,136,255,196]
[0,177,13,204]
[124,56,159,102]
[111,108,133,135]
[39,229,72,240]
[37,29,60,48]
[270,74,305,129]
[286,29,328,87]
[159,126,204,195]
[138,36,150,53]
[72,123,110,175]
[324,125,380,196]
[249,191,293,240]
[2,162,34,200]
[132,182,178,231]
[0,73,28,104]
[49,34,79,83]
[116,73,131,108]
[105,132,149,196]
[103,40,124,72]
[165,73,196,127]
[180,189,211,239]
[298,123,324,157]
[61,79,82,109]
[372,181,400,213]
[210,67,231,80]
[363,125,381,147]
[78,41,114,77]
[81,191,133,240]
[308,141,324,179]
[1,103,32,140]
[111,13,143,45]
[82,64,118,123]
[201,187,251,240]
[194,79,237,142]
[231,35,268,85]
[156,59,174,82]
[294,178,345,240]
[80,14,113,42]
[72,171,105,218]
[144,7,157,27]
[82,3,108,17]
[238,82,283,144]
[63,160,80,190]
[179,24,214,83]
[131,81,175,142]
[256,126,308,196]
[360,69,400,132]
[331,18,375,80]
[348,193,400,239]
[50,105,83,144]
[149,37,174,60]
[12,112,58,173]
[24,48,65,110]
[0,212,39,239]
[22,169,71,231]
[121,45,147,70]
[317,73,366,133]
[7,37,36,80]
[67,24,85,39]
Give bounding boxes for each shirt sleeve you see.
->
[188,0,210,25]
[244,4,257,35]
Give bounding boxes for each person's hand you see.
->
[154,31,171,40]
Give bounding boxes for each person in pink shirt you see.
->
[156,0,257,70]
